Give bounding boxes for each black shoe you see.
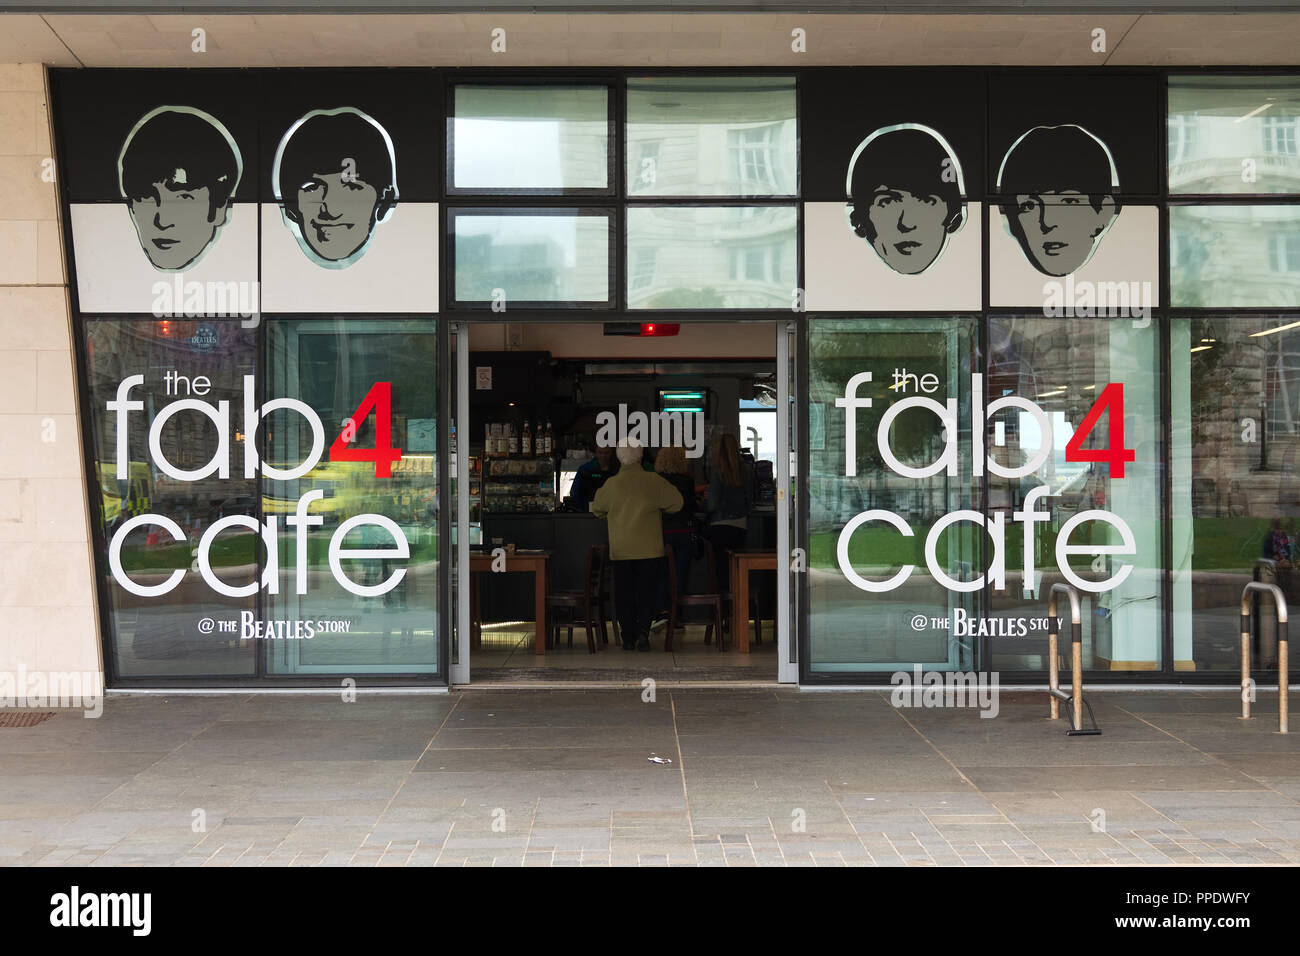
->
[637,638,651,651]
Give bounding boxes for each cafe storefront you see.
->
[49,65,1300,687]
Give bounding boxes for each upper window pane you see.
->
[452,85,610,192]
[626,206,796,309]
[1169,76,1300,195]
[627,76,797,197]
[1171,204,1300,308]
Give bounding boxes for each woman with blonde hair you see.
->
[655,445,697,614]
[705,432,752,595]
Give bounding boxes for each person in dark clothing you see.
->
[571,445,620,512]
[654,445,697,614]
[704,432,752,595]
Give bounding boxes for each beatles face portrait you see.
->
[272,107,399,268]
[843,120,1123,280]
[996,124,1120,277]
[118,105,399,271]
[845,124,968,276]
[118,106,243,272]
[117,100,1117,281]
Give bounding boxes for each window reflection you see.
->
[1171,204,1300,308]
[986,317,1163,675]
[1169,76,1300,195]
[626,206,795,309]
[85,319,258,678]
[1172,316,1300,672]
[452,211,611,305]
[806,319,978,674]
[452,85,609,192]
[264,319,438,675]
[626,76,796,197]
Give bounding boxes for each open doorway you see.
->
[457,319,785,683]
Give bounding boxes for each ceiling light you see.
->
[1236,103,1274,122]
[1250,320,1300,337]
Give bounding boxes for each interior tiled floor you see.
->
[471,621,779,681]
[3,689,1300,866]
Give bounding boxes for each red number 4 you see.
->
[329,382,403,478]
[1064,383,1135,479]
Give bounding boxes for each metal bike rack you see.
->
[1047,583,1101,736]
[1253,558,1280,665]
[1240,581,1289,734]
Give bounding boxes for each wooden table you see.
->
[729,549,776,654]
[469,550,551,655]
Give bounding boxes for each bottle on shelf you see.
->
[507,421,518,457]
[522,419,532,457]
[484,423,492,458]
[544,420,555,457]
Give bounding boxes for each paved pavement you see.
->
[2,687,1299,866]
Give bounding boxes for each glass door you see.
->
[804,317,979,676]
[778,321,798,683]
[449,322,471,685]
[263,318,441,676]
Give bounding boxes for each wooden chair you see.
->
[665,539,727,653]
[545,545,605,654]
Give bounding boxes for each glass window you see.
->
[1171,204,1300,308]
[806,318,979,674]
[626,206,796,309]
[1169,76,1300,194]
[1263,115,1300,157]
[626,76,796,197]
[451,210,612,306]
[450,85,610,192]
[264,319,438,675]
[1171,315,1300,674]
[986,316,1164,675]
[85,319,259,679]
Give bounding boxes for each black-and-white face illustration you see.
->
[273,107,399,268]
[845,124,967,276]
[997,125,1120,277]
[118,107,242,272]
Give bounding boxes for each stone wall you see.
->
[0,64,101,681]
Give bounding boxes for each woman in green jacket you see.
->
[592,443,683,651]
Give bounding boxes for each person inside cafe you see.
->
[705,432,753,596]
[654,445,698,617]
[571,444,620,512]
[591,442,683,651]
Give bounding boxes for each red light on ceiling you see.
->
[640,323,680,337]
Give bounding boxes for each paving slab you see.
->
[1,688,1299,865]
